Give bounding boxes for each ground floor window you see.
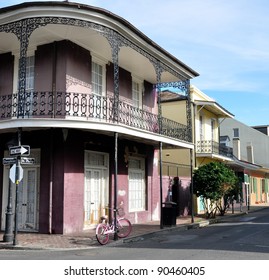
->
[128,157,146,212]
[84,151,109,227]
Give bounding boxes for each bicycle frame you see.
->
[101,217,124,234]
[96,211,132,245]
[102,222,116,235]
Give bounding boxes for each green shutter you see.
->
[264,178,268,193]
[244,174,249,183]
[253,178,257,193]
[253,178,258,201]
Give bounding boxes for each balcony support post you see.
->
[190,149,194,223]
[159,141,163,229]
[113,132,118,241]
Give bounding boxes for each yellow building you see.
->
[161,85,234,214]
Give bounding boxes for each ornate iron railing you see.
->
[196,140,233,158]
[0,92,190,142]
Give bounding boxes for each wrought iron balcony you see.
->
[196,140,233,158]
[0,92,190,142]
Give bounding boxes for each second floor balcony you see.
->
[0,91,191,143]
[196,139,233,159]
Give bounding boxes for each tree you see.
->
[193,161,239,218]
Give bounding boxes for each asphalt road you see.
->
[1,208,269,260]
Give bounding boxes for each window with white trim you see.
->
[128,157,146,212]
[15,55,35,92]
[25,56,35,91]
[92,61,103,95]
[233,128,239,138]
[199,115,204,140]
[132,77,143,108]
[211,119,216,141]
[91,57,106,96]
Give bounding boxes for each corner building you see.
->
[0,1,198,234]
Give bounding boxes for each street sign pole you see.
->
[2,128,30,245]
[3,179,13,242]
[13,128,22,246]
[13,158,21,246]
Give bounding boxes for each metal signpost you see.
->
[2,129,34,245]
[13,157,22,245]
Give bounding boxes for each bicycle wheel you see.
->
[117,218,132,238]
[96,224,109,245]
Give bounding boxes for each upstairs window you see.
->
[132,76,143,108]
[233,128,239,138]
[16,55,35,92]
[25,56,35,91]
[91,55,107,96]
[199,115,204,140]
[92,61,103,96]
[211,119,216,140]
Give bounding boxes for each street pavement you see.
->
[0,205,267,250]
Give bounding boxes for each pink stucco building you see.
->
[0,1,198,235]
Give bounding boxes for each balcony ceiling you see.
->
[0,23,184,84]
[0,1,199,83]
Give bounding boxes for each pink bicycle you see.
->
[95,208,132,245]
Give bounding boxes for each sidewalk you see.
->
[0,205,266,250]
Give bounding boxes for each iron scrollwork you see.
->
[0,13,192,143]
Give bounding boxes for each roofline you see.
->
[194,100,234,118]
[227,157,262,170]
[0,1,199,78]
[252,125,269,128]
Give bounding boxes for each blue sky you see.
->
[2,0,269,126]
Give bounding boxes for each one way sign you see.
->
[9,145,30,156]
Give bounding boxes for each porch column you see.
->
[107,31,121,123]
[154,61,164,228]
[190,149,194,223]
[185,79,192,142]
[159,141,163,229]
[114,132,118,240]
[187,81,194,222]
[109,32,120,239]
[17,20,32,118]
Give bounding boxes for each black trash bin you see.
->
[162,202,177,227]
